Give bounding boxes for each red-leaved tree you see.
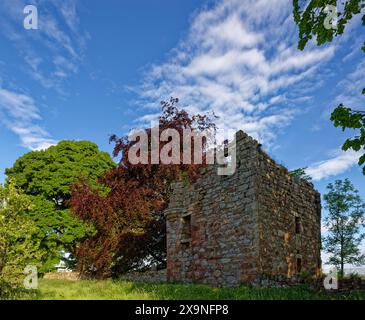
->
[70,98,216,278]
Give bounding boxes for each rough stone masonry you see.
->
[164,130,321,286]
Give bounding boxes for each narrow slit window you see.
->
[296,257,302,273]
[223,139,229,157]
[295,217,301,234]
[181,214,191,244]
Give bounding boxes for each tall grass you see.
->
[22,279,365,300]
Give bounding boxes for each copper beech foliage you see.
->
[70,98,216,278]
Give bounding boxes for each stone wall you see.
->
[165,131,260,286]
[165,130,321,286]
[256,149,321,279]
[43,272,80,281]
[119,269,167,283]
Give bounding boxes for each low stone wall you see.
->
[338,278,365,291]
[119,269,167,283]
[43,272,81,281]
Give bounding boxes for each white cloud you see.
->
[0,0,86,149]
[0,0,88,89]
[305,58,365,181]
[10,125,56,151]
[0,88,40,121]
[137,0,336,147]
[0,87,56,150]
[306,150,360,181]
[205,14,264,49]
[335,58,365,110]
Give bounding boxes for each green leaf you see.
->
[359,154,365,166]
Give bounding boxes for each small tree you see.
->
[289,167,312,182]
[0,180,41,296]
[323,179,365,278]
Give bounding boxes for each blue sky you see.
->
[0,0,364,191]
[0,0,364,264]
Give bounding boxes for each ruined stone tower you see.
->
[164,130,321,286]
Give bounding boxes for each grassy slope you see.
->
[21,279,365,300]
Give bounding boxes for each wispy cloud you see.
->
[335,58,365,110]
[0,0,88,90]
[0,87,56,150]
[137,0,336,146]
[306,149,360,181]
[305,58,365,180]
[0,0,87,149]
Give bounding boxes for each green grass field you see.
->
[15,279,365,300]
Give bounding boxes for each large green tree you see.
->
[323,179,365,278]
[5,141,115,272]
[293,0,365,174]
[0,180,41,297]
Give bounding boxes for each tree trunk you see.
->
[340,236,344,279]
